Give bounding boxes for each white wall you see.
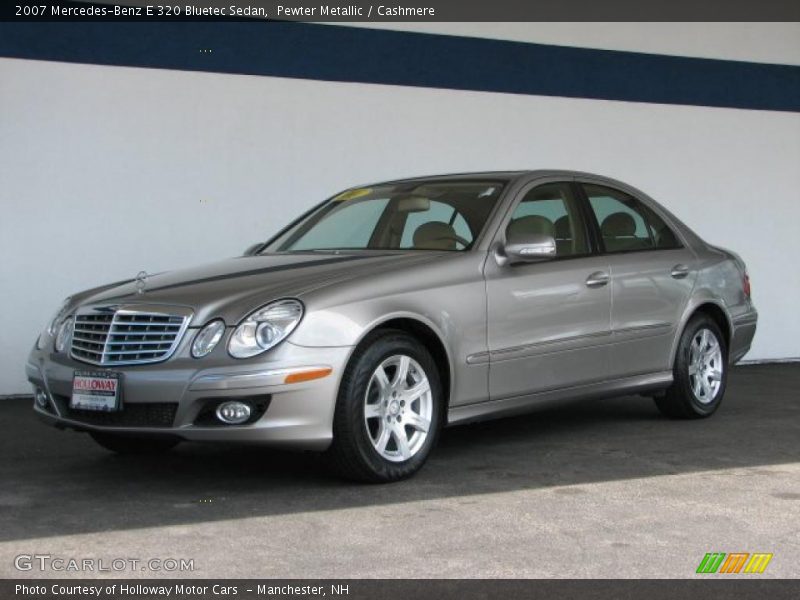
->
[1,23,799,394]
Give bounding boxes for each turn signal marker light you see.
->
[284,367,333,384]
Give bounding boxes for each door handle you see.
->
[671,264,691,279]
[585,271,610,288]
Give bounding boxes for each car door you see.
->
[579,181,697,378]
[484,180,612,402]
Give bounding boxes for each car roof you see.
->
[376,171,527,184]
[368,170,618,187]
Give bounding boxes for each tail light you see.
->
[743,271,751,299]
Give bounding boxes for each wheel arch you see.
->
[671,298,733,366]
[347,314,453,411]
[693,303,732,347]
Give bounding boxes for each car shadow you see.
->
[1,364,798,542]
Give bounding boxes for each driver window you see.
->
[506,183,589,257]
[400,200,472,250]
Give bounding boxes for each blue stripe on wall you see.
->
[1,21,798,112]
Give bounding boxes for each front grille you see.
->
[52,395,178,427]
[71,308,190,366]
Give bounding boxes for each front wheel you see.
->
[89,431,180,454]
[327,331,443,483]
[655,314,728,419]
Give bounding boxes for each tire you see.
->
[655,314,728,419]
[327,330,443,483]
[89,431,180,454]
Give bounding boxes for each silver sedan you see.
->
[27,170,757,481]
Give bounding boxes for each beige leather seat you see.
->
[554,215,571,240]
[506,215,554,244]
[601,212,640,251]
[553,215,573,255]
[413,222,457,250]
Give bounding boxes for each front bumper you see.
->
[26,341,352,451]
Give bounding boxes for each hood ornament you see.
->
[135,271,148,295]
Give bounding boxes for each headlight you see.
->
[228,299,304,359]
[37,298,71,349]
[191,320,226,358]
[55,317,74,353]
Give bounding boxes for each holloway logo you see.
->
[696,552,773,574]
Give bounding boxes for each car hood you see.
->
[69,252,443,326]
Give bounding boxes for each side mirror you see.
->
[496,234,557,266]
[243,243,263,256]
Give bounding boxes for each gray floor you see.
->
[1,363,798,578]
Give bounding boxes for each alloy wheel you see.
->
[364,354,433,462]
[688,328,724,404]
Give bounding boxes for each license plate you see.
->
[71,371,121,412]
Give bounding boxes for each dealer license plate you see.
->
[71,371,121,412]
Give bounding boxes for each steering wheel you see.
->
[432,233,471,249]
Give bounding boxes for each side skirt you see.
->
[447,371,673,426]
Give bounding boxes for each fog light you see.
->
[215,401,251,425]
[34,388,49,409]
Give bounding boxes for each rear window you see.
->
[583,184,681,252]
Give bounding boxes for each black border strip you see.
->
[1,21,798,112]
[5,0,800,21]
[4,579,800,599]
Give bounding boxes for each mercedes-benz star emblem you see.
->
[135,271,148,295]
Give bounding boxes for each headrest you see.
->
[554,215,571,239]
[413,221,457,250]
[601,212,636,237]
[507,215,554,244]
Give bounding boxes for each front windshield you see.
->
[263,180,505,253]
